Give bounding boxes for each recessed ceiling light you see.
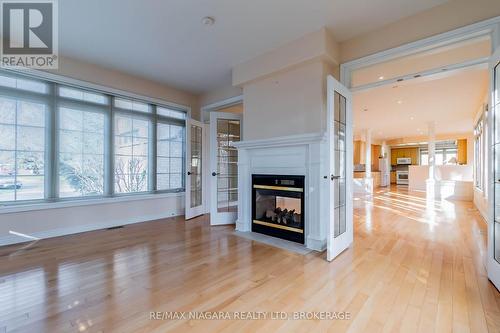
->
[201,16,215,26]
[397,100,403,104]
[410,116,414,120]
[378,76,384,80]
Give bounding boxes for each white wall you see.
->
[0,56,196,246]
[409,165,473,200]
[473,94,489,221]
[0,194,183,246]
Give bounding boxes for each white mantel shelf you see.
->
[234,131,328,252]
[233,132,326,149]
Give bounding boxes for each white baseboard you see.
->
[306,236,326,252]
[0,209,183,247]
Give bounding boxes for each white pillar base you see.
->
[426,179,440,200]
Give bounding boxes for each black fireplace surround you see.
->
[252,174,305,244]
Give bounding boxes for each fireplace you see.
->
[252,174,305,244]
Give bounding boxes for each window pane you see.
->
[58,108,105,198]
[0,74,48,93]
[157,122,185,191]
[0,99,46,202]
[114,98,150,112]
[59,86,108,104]
[114,114,150,193]
[0,98,16,124]
[157,106,186,119]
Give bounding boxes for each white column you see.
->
[365,129,372,178]
[426,122,437,199]
[427,122,436,180]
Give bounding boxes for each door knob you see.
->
[187,171,192,176]
[212,172,219,176]
[331,175,340,181]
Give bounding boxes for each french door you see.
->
[185,119,205,219]
[488,47,500,289]
[209,112,242,225]
[326,75,354,261]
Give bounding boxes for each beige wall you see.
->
[233,27,339,87]
[199,85,242,107]
[47,56,201,119]
[243,61,325,140]
[340,0,500,63]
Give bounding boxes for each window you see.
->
[0,70,187,205]
[475,111,486,190]
[58,107,106,197]
[157,123,184,190]
[114,115,150,193]
[0,97,47,201]
[419,141,458,166]
[114,97,150,113]
[59,86,108,105]
[157,106,186,120]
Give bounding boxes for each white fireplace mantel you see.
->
[234,132,328,251]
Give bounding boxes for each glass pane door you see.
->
[488,48,500,291]
[210,112,242,225]
[333,91,347,238]
[327,75,353,262]
[494,61,500,263]
[185,120,204,220]
[190,124,202,207]
[216,119,240,212]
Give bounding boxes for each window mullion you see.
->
[106,95,114,196]
[151,105,157,192]
[48,82,57,200]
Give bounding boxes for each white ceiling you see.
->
[59,0,449,93]
[353,68,488,141]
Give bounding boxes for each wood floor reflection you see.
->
[1,186,499,332]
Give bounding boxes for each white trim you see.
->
[0,209,183,247]
[201,95,243,112]
[4,67,191,116]
[0,191,184,214]
[351,58,489,93]
[233,132,326,149]
[340,16,500,88]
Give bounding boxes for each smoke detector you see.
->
[201,16,215,26]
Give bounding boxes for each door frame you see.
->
[338,17,500,275]
[200,95,243,215]
[340,16,500,91]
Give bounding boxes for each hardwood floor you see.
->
[1,186,500,332]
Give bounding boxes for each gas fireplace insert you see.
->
[252,174,305,244]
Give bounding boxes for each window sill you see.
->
[0,191,185,214]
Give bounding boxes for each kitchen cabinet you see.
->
[354,141,381,168]
[390,171,396,184]
[391,148,419,165]
[372,145,381,171]
[457,139,467,164]
[354,140,365,165]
